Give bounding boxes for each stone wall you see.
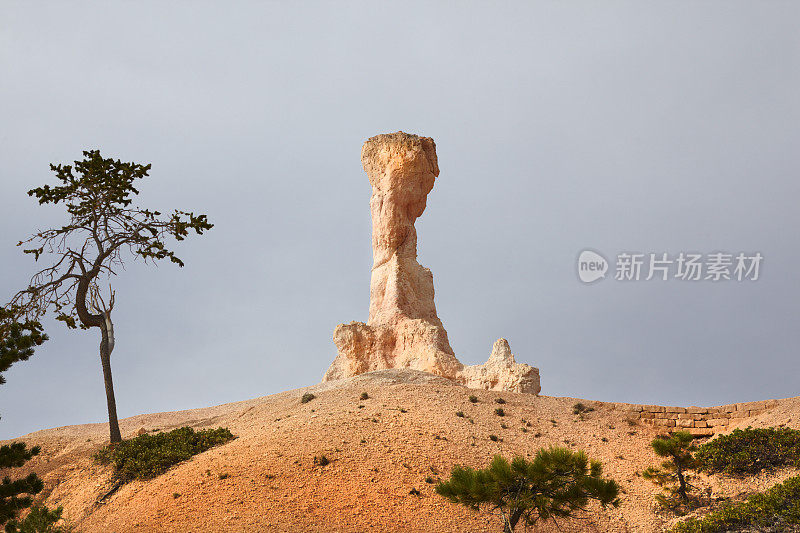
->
[611,399,780,437]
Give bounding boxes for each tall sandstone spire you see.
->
[323,132,540,394]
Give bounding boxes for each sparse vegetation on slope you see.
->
[695,426,800,476]
[4,505,66,533]
[11,373,800,532]
[94,427,234,482]
[670,475,800,532]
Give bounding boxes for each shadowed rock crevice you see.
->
[323,132,540,394]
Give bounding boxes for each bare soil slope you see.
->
[3,370,798,532]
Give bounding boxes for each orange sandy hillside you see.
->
[2,370,799,533]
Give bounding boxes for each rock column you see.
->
[322,132,540,395]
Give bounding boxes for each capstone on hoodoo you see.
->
[322,132,540,394]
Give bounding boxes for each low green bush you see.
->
[94,427,235,482]
[670,475,800,532]
[301,393,316,404]
[4,505,66,533]
[694,427,800,476]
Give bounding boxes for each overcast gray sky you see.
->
[1,2,798,440]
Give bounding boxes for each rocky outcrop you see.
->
[322,132,540,395]
[460,339,540,394]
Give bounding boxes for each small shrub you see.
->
[601,437,608,442]
[4,505,66,533]
[500,423,508,429]
[360,392,369,400]
[468,395,478,403]
[455,411,465,418]
[520,427,528,433]
[173,492,181,499]
[218,473,229,480]
[550,419,557,427]
[425,476,434,484]
[494,398,506,405]
[94,427,235,482]
[301,392,316,404]
[409,488,421,496]
[399,407,408,413]
[489,434,499,442]
[494,408,505,417]
[695,427,800,476]
[573,402,595,415]
[314,455,330,466]
[670,475,800,532]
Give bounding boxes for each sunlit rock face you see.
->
[322,132,540,395]
[459,339,540,394]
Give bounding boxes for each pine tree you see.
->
[435,448,619,533]
[0,308,47,528]
[0,308,47,387]
[642,431,697,508]
[0,444,44,526]
[10,150,213,442]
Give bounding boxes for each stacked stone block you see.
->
[612,399,779,437]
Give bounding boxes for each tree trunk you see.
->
[676,466,688,501]
[99,313,121,443]
[504,508,523,533]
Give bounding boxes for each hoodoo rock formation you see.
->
[322,132,540,394]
